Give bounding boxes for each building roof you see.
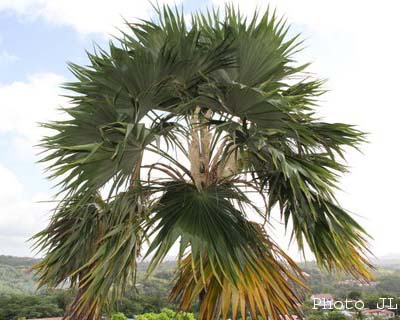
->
[363,309,395,315]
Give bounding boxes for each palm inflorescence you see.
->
[33,5,372,320]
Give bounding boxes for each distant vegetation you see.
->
[0,256,38,294]
[0,256,180,319]
[2,255,400,319]
[300,260,400,298]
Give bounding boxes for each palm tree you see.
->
[33,5,373,320]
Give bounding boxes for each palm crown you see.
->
[33,5,372,320]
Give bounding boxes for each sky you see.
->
[0,0,399,259]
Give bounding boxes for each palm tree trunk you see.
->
[189,107,212,190]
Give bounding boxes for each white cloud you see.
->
[0,49,18,64]
[0,74,67,256]
[0,73,67,145]
[0,163,50,256]
[0,164,23,202]
[212,0,399,34]
[0,0,182,35]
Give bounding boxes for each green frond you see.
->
[34,191,147,318]
[249,141,372,278]
[33,193,107,288]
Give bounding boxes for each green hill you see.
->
[2,255,400,319]
[0,256,177,319]
[4,255,400,296]
[0,255,39,294]
[0,255,178,295]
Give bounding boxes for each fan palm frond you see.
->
[145,181,305,319]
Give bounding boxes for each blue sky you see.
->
[0,0,399,258]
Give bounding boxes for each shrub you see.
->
[135,308,195,320]
[111,312,128,320]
